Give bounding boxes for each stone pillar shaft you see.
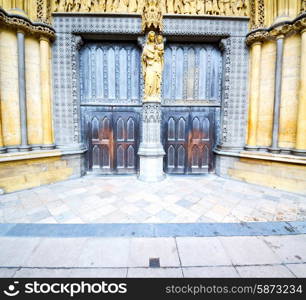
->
[269,35,284,153]
[295,29,306,155]
[0,107,5,153]
[0,29,21,152]
[40,37,55,149]
[17,30,30,151]
[246,42,262,150]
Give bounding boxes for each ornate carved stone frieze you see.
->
[0,7,55,40]
[142,103,162,123]
[51,0,249,17]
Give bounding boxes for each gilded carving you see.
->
[142,0,163,32]
[142,31,164,101]
[50,0,249,16]
[302,0,306,13]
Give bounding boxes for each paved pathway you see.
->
[1,175,306,223]
[0,234,305,278]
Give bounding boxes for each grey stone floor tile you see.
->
[0,268,18,278]
[285,264,306,278]
[127,267,183,278]
[14,268,127,278]
[176,237,232,267]
[262,235,306,263]
[236,265,295,278]
[24,238,87,268]
[77,238,130,268]
[183,266,239,278]
[68,268,127,278]
[129,238,180,267]
[1,175,305,224]
[219,236,282,265]
[0,237,41,267]
[14,268,73,278]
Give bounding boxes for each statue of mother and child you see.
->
[141,31,164,101]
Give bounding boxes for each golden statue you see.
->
[236,0,248,16]
[117,0,128,12]
[301,0,306,13]
[137,0,144,13]
[64,0,74,12]
[129,0,138,12]
[220,0,232,15]
[54,0,61,12]
[112,0,119,11]
[174,0,183,14]
[197,0,205,15]
[142,0,163,32]
[142,31,164,101]
[205,0,220,15]
[75,0,82,11]
[167,0,174,13]
[106,0,114,11]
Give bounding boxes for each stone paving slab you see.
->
[0,175,305,224]
[1,265,305,278]
[0,235,305,278]
[1,221,305,238]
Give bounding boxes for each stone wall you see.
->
[0,151,84,193]
[216,154,306,195]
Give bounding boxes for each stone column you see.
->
[245,41,262,150]
[0,29,21,152]
[17,30,30,151]
[269,34,285,153]
[0,107,5,153]
[294,28,306,155]
[40,36,55,150]
[138,103,165,182]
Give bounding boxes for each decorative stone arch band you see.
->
[0,7,55,41]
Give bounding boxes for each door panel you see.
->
[113,111,139,174]
[163,108,189,174]
[188,109,214,173]
[163,107,215,174]
[82,107,140,174]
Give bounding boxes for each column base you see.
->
[279,148,292,155]
[6,146,20,153]
[41,144,56,150]
[0,147,6,154]
[138,154,166,182]
[292,149,306,156]
[138,142,165,182]
[244,145,259,151]
[268,147,281,154]
[31,144,42,151]
[19,145,31,152]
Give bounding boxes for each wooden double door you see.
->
[162,107,215,174]
[82,106,140,174]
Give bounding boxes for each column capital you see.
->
[16,29,25,35]
[39,36,49,43]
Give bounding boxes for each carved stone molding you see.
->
[0,7,55,40]
[142,103,162,123]
[246,13,306,46]
[245,29,269,45]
